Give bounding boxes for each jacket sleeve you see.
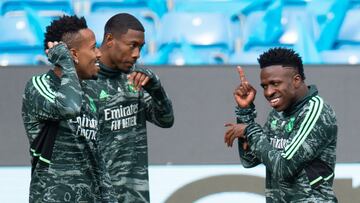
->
[245,96,337,181]
[134,67,174,128]
[143,85,174,128]
[236,104,261,168]
[24,43,82,121]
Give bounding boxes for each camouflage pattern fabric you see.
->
[86,63,174,202]
[236,85,338,202]
[22,44,106,202]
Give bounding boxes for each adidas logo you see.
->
[99,90,109,100]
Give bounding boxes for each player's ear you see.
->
[69,48,79,65]
[104,33,114,48]
[293,74,302,88]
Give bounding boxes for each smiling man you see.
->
[224,47,338,202]
[21,15,105,202]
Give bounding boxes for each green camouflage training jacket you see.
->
[22,44,105,202]
[86,63,174,203]
[236,85,338,202]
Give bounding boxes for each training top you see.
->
[22,44,105,202]
[86,63,174,203]
[236,85,338,203]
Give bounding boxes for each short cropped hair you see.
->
[258,47,305,80]
[44,15,88,50]
[104,13,144,38]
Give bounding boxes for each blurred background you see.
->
[1,0,360,66]
[1,0,360,202]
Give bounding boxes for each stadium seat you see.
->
[0,15,41,49]
[241,0,283,50]
[229,51,262,65]
[85,12,113,46]
[283,0,310,4]
[0,0,73,16]
[231,0,324,64]
[169,0,274,62]
[87,0,167,17]
[230,0,284,65]
[307,0,350,51]
[321,4,360,64]
[337,6,360,45]
[321,49,360,64]
[0,0,67,47]
[145,12,233,65]
[280,4,317,44]
[0,15,50,66]
[0,51,48,66]
[170,0,269,16]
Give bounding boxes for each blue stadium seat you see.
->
[0,15,50,66]
[0,0,67,46]
[0,0,73,16]
[231,0,324,64]
[169,0,272,62]
[337,6,360,45]
[85,13,113,45]
[0,51,48,66]
[90,0,146,12]
[321,4,360,64]
[306,0,350,51]
[230,0,285,64]
[229,51,262,65]
[87,0,167,17]
[171,0,269,16]
[280,4,317,44]
[144,12,232,65]
[321,49,360,64]
[283,0,309,4]
[241,0,283,50]
[0,15,41,49]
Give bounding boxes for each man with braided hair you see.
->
[21,15,106,202]
[86,13,174,202]
[224,47,338,202]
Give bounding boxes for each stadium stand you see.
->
[142,12,233,65]
[0,14,49,66]
[1,0,360,66]
[82,0,167,16]
[0,0,73,16]
[321,1,360,64]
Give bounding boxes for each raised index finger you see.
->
[237,66,247,84]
